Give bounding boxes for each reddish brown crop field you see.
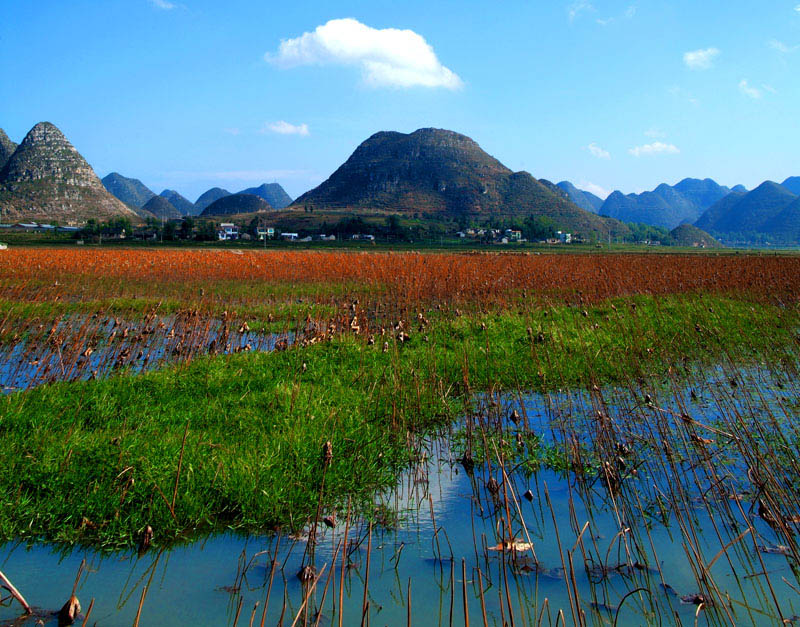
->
[2,249,799,308]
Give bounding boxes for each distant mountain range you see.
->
[239,184,293,209]
[194,187,231,212]
[142,195,183,220]
[561,177,800,244]
[102,172,155,208]
[696,181,800,244]
[192,184,293,214]
[0,122,135,224]
[556,181,603,213]
[595,178,736,230]
[782,177,800,195]
[100,178,294,216]
[2,120,797,244]
[200,193,272,217]
[159,190,194,216]
[295,128,628,236]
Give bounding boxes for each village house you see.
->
[256,227,275,241]
[217,223,239,241]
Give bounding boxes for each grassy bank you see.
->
[0,293,797,549]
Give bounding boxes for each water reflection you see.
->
[2,364,800,625]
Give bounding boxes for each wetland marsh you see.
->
[1,248,799,626]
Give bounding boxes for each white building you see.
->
[257,227,275,241]
[218,223,239,241]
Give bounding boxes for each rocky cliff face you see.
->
[0,122,136,224]
[293,128,626,235]
[0,129,18,170]
[2,122,103,187]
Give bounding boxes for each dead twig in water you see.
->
[0,569,32,615]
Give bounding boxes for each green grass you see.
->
[0,338,454,548]
[0,294,796,549]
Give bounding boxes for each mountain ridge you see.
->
[598,178,733,230]
[200,193,272,217]
[0,128,18,171]
[0,122,136,224]
[102,172,156,208]
[556,181,603,213]
[294,128,627,236]
[159,189,195,216]
[695,181,800,243]
[239,183,293,209]
[142,195,183,220]
[782,177,800,196]
[195,187,231,212]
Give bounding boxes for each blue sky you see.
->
[1,1,798,201]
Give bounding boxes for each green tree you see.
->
[385,214,410,241]
[196,220,217,241]
[163,221,177,241]
[180,217,195,240]
[522,215,557,241]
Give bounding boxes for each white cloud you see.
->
[683,47,720,70]
[738,79,762,99]
[795,4,800,11]
[149,0,177,9]
[628,142,680,157]
[569,1,594,21]
[644,127,666,138]
[587,143,610,159]
[762,83,777,94]
[263,121,310,136]
[579,181,611,199]
[268,18,462,90]
[769,39,798,54]
[224,127,241,136]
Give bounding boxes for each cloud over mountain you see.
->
[268,18,463,89]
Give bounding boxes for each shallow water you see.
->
[0,313,291,393]
[2,365,799,626]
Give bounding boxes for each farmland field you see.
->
[1,247,800,626]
